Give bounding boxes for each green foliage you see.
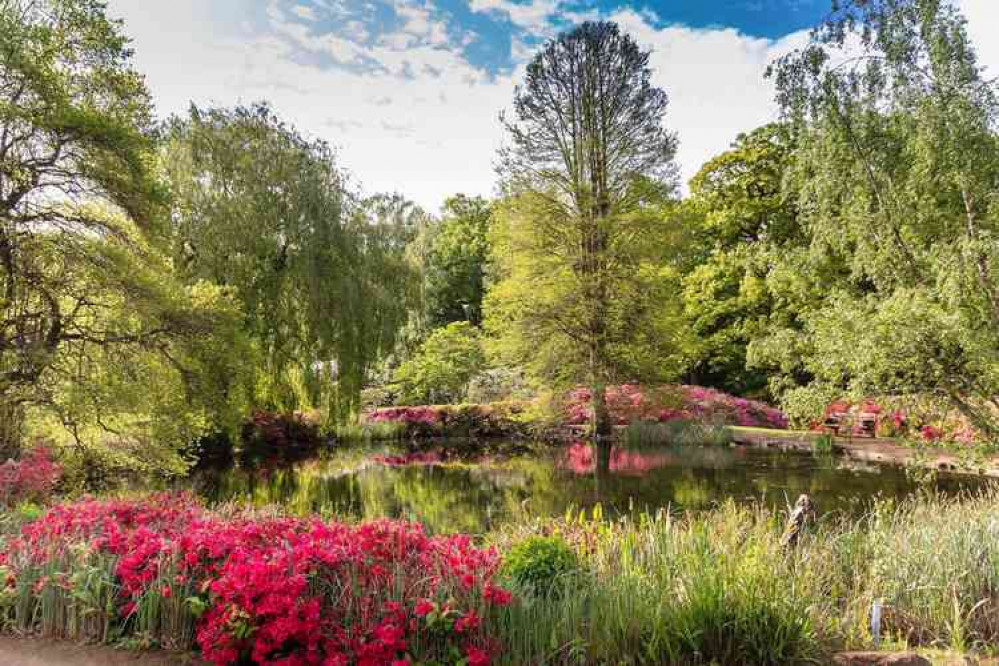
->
[760,0,999,438]
[485,193,690,398]
[493,21,684,435]
[680,124,804,397]
[163,104,417,421]
[0,0,251,469]
[623,420,733,448]
[424,195,492,328]
[393,322,486,405]
[501,536,580,596]
[492,492,999,663]
[813,433,834,454]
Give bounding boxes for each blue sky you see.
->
[108,0,995,212]
[206,0,829,76]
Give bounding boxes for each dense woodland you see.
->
[2,0,999,477]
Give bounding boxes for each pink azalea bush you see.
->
[0,446,62,507]
[365,402,528,438]
[0,493,512,665]
[563,384,788,430]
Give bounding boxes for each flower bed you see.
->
[0,494,512,665]
[563,384,788,429]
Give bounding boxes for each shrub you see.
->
[563,384,788,430]
[811,395,991,446]
[0,446,61,507]
[392,322,486,405]
[364,402,529,439]
[501,536,580,595]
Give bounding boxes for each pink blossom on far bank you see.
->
[562,385,788,430]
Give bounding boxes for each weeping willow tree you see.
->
[163,104,416,421]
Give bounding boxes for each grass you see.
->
[487,490,999,664]
[332,420,407,443]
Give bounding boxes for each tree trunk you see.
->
[0,400,24,460]
[590,374,611,439]
[594,437,611,482]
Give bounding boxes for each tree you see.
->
[393,321,485,405]
[680,124,804,397]
[0,0,245,464]
[493,21,682,437]
[764,0,999,435]
[424,195,491,328]
[163,105,417,421]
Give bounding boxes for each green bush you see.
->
[502,536,581,595]
[392,322,486,405]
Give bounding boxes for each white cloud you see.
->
[468,0,559,34]
[106,0,999,212]
[608,9,809,189]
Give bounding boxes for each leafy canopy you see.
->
[491,21,685,434]
[163,104,417,420]
[0,0,248,468]
[762,0,999,434]
[392,321,485,405]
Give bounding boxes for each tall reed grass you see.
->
[623,419,733,448]
[487,489,999,664]
[333,420,407,443]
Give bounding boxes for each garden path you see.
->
[0,637,206,665]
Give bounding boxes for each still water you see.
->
[189,442,995,534]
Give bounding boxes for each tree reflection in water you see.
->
[187,442,995,534]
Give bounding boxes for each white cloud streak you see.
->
[107,0,998,212]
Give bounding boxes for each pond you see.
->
[189,441,996,534]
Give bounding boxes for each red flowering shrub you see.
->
[0,446,62,506]
[563,384,788,430]
[1,494,513,665]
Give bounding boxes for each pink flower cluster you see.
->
[564,384,788,430]
[367,406,442,426]
[0,446,62,506]
[2,494,512,665]
[363,403,527,439]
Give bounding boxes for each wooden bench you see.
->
[855,412,878,438]
[821,411,849,434]
[822,411,878,438]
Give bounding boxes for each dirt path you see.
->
[0,636,206,665]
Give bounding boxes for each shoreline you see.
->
[727,426,999,478]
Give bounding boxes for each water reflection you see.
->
[188,442,996,534]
